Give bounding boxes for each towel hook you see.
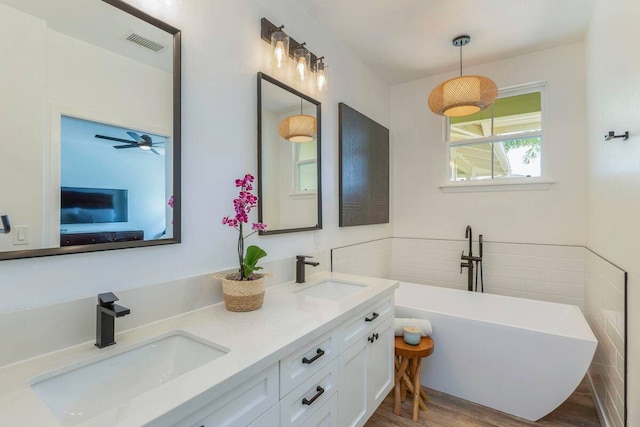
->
[0,215,11,234]
[605,131,629,141]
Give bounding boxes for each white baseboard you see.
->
[587,372,612,427]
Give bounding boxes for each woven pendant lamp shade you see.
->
[428,75,498,117]
[278,114,316,143]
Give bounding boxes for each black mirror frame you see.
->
[257,72,322,235]
[0,0,181,261]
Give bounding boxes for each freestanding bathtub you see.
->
[395,282,597,421]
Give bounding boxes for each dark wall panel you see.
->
[339,103,389,227]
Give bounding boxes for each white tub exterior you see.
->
[395,282,597,421]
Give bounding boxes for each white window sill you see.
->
[440,179,554,193]
[288,192,317,199]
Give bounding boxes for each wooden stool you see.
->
[393,336,434,421]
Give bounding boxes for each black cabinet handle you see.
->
[367,333,380,343]
[302,348,325,364]
[302,386,325,405]
[365,312,379,322]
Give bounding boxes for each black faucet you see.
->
[296,255,320,283]
[460,226,483,292]
[96,292,130,348]
[0,215,10,234]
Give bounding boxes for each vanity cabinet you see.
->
[176,364,279,427]
[247,403,280,427]
[173,291,394,427]
[338,301,394,427]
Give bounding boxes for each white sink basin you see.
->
[29,331,228,426]
[293,280,368,301]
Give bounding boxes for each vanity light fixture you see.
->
[270,25,289,68]
[293,43,311,82]
[279,99,317,143]
[315,57,328,92]
[428,35,498,117]
[260,18,328,91]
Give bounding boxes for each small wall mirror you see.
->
[257,73,322,234]
[0,0,181,260]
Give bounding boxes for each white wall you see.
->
[585,0,639,424]
[0,5,46,251]
[0,0,391,312]
[391,43,587,245]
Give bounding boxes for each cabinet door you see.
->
[338,338,367,427]
[367,319,394,412]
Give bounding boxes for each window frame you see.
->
[444,81,547,184]
[291,141,318,196]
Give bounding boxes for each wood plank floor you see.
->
[365,378,601,427]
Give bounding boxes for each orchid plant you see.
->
[222,174,267,280]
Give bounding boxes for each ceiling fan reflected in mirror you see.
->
[95,131,166,155]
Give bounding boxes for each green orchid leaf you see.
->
[243,245,267,278]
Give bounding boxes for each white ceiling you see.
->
[297,0,597,84]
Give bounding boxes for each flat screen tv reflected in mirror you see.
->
[60,187,128,224]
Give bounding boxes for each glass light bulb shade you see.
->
[270,31,289,68]
[316,63,328,92]
[139,145,151,151]
[428,75,498,117]
[293,48,310,82]
[278,114,316,142]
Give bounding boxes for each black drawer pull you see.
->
[365,312,379,322]
[302,348,325,364]
[367,333,380,343]
[302,386,325,406]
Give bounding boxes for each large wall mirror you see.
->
[257,73,322,235]
[0,0,181,260]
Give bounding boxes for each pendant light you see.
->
[428,35,498,117]
[279,98,316,143]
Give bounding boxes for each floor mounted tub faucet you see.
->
[460,226,483,292]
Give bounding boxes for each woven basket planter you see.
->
[219,273,266,312]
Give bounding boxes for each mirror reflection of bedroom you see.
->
[59,116,172,246]
[0,0,176,254]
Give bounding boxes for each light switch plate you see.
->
[13,226,29,245]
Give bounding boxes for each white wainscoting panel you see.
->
[331,239,391,279]
[391,238,585,308]
[584,250,626,427]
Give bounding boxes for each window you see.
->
[447,83,544,182]
[293,141,317,192]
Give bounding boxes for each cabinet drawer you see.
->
[300,392,338,427]
[178,363,278,427]
[338,294,394,353]
[281,358,339,427]
[247,402,280,427]
[280,329,339,397]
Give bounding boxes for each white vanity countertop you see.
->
[0,272,398,427]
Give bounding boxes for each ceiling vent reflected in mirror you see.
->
[126,32,165,52]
